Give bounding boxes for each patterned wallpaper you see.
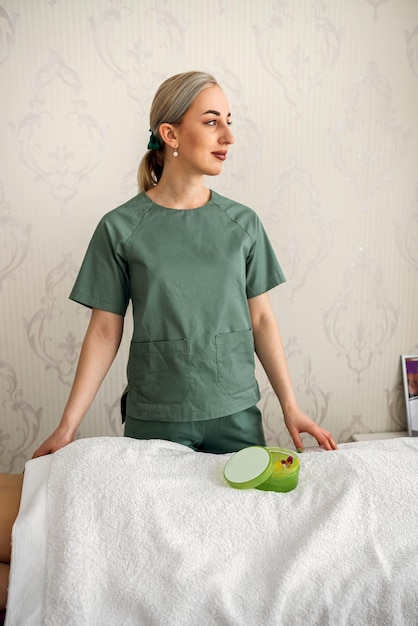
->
[0,0,417,471]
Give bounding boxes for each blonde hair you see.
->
[138,71,219,191]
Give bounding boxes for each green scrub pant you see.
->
[124,405,266,454]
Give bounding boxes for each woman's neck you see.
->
[145,176,211,210]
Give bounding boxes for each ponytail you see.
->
[137,149,164,192]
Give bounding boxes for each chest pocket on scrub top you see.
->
[128,338,190,404]
[215,329,256,397]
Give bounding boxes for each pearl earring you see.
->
[173,149,179,157]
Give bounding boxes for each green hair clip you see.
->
[147,129,162,150]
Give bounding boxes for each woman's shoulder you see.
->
[92,193,153,244]
[211,191,262,234]
[99,192,151,225]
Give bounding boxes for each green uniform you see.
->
[70,191,285,425]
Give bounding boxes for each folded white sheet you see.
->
[6,455,51,626]
[8,436,418,625]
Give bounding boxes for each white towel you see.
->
[42,436,418,625]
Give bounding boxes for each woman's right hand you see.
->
[32,427,74,458]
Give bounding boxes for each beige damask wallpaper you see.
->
[0,0,417,471]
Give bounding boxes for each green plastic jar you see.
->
[223,446,300,493]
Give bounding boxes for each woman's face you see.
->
[173,85,235,177]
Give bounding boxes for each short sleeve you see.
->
[245,217,285,298]
[69,217,130,316]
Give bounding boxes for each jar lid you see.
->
[223,446,273,489]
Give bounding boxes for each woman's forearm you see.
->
[32,308,124,457]
[248,294,297,413]
[248,293,337,450]
[59,308,124,434]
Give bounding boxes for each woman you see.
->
[33,71,337,457]
[0,473,23,613]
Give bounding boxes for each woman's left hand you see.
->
[284,407,338,451]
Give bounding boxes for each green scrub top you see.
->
[69,191,285,422]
